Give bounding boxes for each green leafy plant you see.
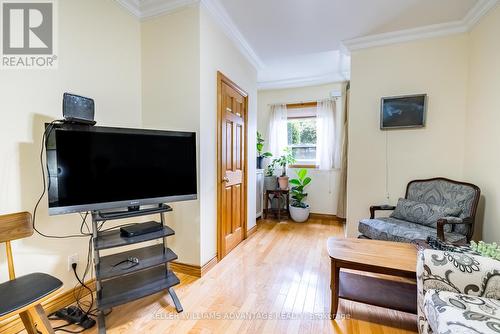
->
[261,152,272,159]
[257,132,272,158]
[264,159,277,177]
[470,241,500,260]
[257,132,264,154]
[290,169,311,208]
[276,147,296,176]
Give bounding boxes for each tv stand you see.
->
[90,204,182,334]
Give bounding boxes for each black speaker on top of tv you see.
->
[62,93,96,125]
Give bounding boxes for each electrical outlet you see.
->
[68,253,79,271]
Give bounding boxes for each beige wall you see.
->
[347,35,469,237]
[257,83,344,215]
[141,5,202,266]
[141,4,258,266]
[0,0,142,286]
[464,5,500,242]
[199,5,258,265]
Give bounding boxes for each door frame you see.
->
[216,71,248,261]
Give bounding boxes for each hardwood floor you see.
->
[79,217,417,333]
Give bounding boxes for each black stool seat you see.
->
[0,273,62,317]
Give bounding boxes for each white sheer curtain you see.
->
[268,104,288,158]
[316,98,342,170]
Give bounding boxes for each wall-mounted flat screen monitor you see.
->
[46,124,197,215]
[381,94,427,129]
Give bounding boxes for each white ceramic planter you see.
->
[289,205,310,223]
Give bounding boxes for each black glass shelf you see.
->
[96,245,177,280]
[93,223,174,250]
[97,266,180,311]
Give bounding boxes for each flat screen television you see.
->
[380,94,427,129]
[46,124,197,215]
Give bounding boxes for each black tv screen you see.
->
[46,125,197,215]
[381,94,427,129]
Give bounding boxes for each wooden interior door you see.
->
[217,72,247,260]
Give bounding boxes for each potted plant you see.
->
[289,169,312,222]
[256,132,272,169]
[276,148,296,190]
[264,158,278,190]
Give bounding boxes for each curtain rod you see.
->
[267,97,339,106]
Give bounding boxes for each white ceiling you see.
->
[219,0,477,59]
[118,0,498,89]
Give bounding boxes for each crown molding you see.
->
[116,0,200,20]
[115,0,142,17]
[200,0,264,70]
[342,21,468,51]
[257,72,347,91]
[342,0,498,52]
[463,0,499,29]
[142,0,199,19]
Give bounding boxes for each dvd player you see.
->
[120,221,163,237]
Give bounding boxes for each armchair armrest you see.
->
[416,249,500,330]
[369,205,396,219]
[436,216,473,242]
[417,249,500,300]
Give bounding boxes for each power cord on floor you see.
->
[49,305,95,333]
[53,322,87,333]
[50,259,97,332]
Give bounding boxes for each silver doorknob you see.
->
[223,176,230,183]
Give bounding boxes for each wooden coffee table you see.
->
[327,238,418,319]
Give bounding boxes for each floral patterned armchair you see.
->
[417,249,500,334]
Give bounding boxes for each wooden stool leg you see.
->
[264,192,268,219]
[278,194,281,221]
[26,304,55,334]
[286,192,290,218]
[19,311,38,334]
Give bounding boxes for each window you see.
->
[287,103,317,167]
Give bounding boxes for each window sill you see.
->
[289,164,318,169]
[289,166,342,172]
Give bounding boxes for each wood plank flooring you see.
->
[77,217,417,334]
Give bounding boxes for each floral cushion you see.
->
[391,198,461,232]
[418,250,500,298]
[358,217,467,244]
[417,249,500,334]
[424,290,500,334]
